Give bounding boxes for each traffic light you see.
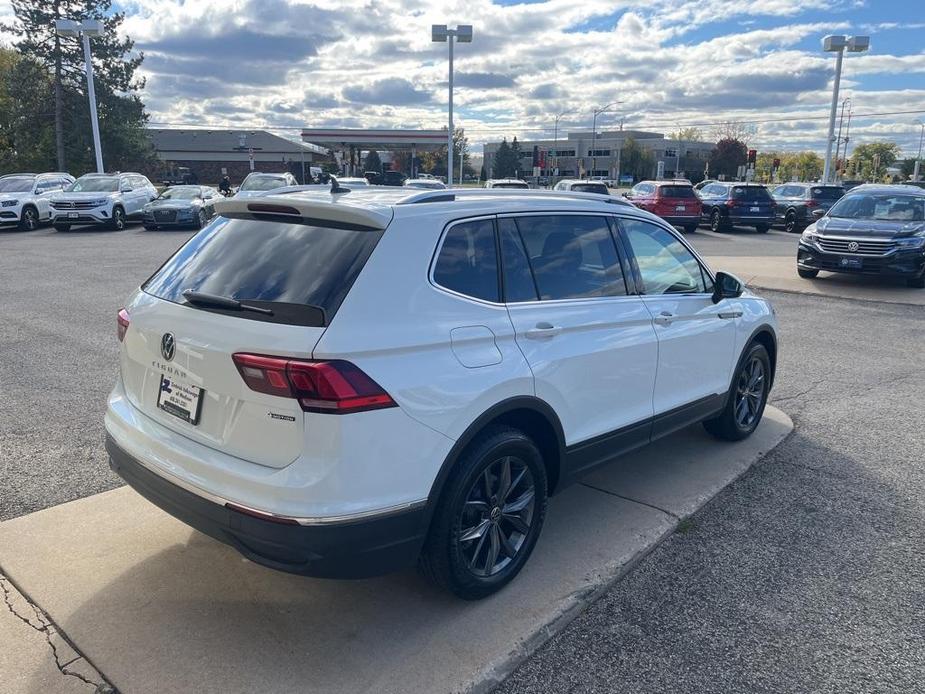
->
[747,149,757,164]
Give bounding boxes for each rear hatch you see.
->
[120,212,384,468]
[655,185,700,216]
[809,185,844,211]
[731,185,773,218]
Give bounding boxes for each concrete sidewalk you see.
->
[705,254,925,306]
[0,408,791,694]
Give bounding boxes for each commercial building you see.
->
[148,129,327,183]
[482,129,715,182]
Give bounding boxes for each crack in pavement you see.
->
[0,571,116,692]
[578,482,681,520]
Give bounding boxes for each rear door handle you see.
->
[525,322,562,339]
[653,311,675,326]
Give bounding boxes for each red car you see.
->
[623,180,702,233]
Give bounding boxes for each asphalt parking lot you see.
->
[1,218,923,691]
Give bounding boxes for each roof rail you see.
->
[396,187,633,206]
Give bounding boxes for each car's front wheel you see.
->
[52,223,70,232]
[704,342,771,441]
[109,207,125,231]
[18,206,38,231]
[797,267,819,279]
[420,426,548,600]
[907,273,925,289]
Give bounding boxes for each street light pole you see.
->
[55,19,105,173]
[914,120,924,182]
[432,24,472,186]
[834,98,850,181]
[822,35,869,184]
[590,102,621,180]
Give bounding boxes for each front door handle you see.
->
[525,322,562,339]
[653,311,675,326]
[717,311,743,320]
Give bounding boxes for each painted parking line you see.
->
[0,407,792,694]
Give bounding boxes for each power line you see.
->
[147,108,925,137]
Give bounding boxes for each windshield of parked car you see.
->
[731,186,772,201]
[658,186,696,199]
[570,183,609,194]
[68,177,120,192]
[406,180,445,189]
[157,187,201,200]
[239,176,287,192]
[493,182,529,189]
[811,187,844,200]
[0,177,33,193]
[827,193,925,221]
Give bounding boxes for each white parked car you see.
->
[234,172,299,198]
[0,172,75,230]
[553,179,610,196]
[105,186,778,599]
[485,178,529,189]
[404,178,448,190]
[50,172,157,231]
[334,177,371,187]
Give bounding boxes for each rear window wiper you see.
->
[182,290,274,316]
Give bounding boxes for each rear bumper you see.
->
[107,435,429,578]
[797,242,925,278]
[728,214,774,226]
[660,215,702,227]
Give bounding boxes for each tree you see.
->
[0,48,57,173]
[850,141,901,181]
[667,127,703,143]
[620,137,654,182]
[708,138,748,179]
[510,136,523,176]
[420,127,474,178]
[711,121,757,146]
[4,0,151,173]
[364,149,382,173]
[492,138,519,178]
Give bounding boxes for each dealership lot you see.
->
[1,220,923,692]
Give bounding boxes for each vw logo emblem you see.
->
[161,332,176,361]
[847,241,860,252]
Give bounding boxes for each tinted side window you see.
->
[433,219,499,302]
[621,219,707,295]
[515,215,626,300]
[498,219,539,302]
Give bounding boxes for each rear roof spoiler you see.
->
[212,194,393,231]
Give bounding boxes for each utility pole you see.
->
[591,102,621,180]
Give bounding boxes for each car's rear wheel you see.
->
[18,206,38,231]
[797,267,819,279]
[109,207,125,231]
[710,209,726,233]
[704,343,771,441]
[52,223,70,232]
[784,210,801,233]
[684,223,698,234]
[755,223,770,233]
[420,426,547,600]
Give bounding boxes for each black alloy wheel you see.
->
[734,356,766,429]
[704,342,771,441]
[110,207,126,231]
[19,206,38,231]
[785,210,799,233]
[711,209,724,233]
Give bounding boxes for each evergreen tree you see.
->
[493,138,515,178]
[708,138,748,179]
[4,0,152,172]
[364,149,382,173]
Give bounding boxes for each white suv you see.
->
[105,187,778,599]
[50,172,157,231]
[0,173,75,230]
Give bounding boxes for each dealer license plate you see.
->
[68,212,79,219]
[749,206,760,212]
[157,374,204,425]
[839,257,863,270]
[675,205,686,212]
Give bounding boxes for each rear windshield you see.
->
[570,183,609,195]
[240,176,287,192]
[811,187,844,200]
[731,186,772,201]
[658,186,696,199]
[493,182,529,189]
[142,216,383,326]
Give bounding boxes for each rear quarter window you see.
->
[143,216,383,326]
[433,219,499,302]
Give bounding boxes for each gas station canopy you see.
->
[301,128,446,150]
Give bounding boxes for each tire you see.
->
[18,206,38,231]
[419,426,548,600]
[704,343,771,442]
[109,206,126,231]
[710,209,726,233]
[196,209,208,229]
[784,210,802,234]
[907,274,925,289]
[755,224,770,234]
[684,223,698,234]
[797,267,819,279]
[53,223,70,232]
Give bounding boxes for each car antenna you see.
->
[330,176,351,195]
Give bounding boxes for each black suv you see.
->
[772,183,844,233]
[797,185,925,288]
[697,182,775,233]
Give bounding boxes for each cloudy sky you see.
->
[2,0,924,155]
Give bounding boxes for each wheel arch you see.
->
[423,397,566,526]
[744,324,778,391]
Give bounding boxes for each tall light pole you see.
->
[55,19,105,173]
[912,119,925,182]
[821,35,869,184]
[432,24,472,186]
[834,97,851,180]
[552,109,574,181]
[591,102,621,179]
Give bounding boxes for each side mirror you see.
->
[811,208,825,219]
[712,271,743,304]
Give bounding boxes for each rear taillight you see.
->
[231,353,396,414]
[725,199,738,208]
[806,199,820,208]
[117,308,130,342]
